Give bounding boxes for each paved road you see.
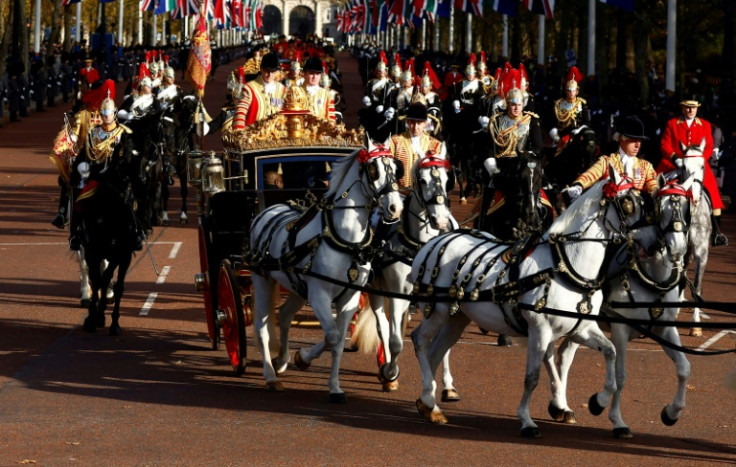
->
[0,51,735,465]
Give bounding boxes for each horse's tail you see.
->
[349,296,380,354]
[725,368,736,392]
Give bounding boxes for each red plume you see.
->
[566,65,583,83]
[394,53,402,71]
[468,53,476,66]
[379,50,388,65]
[322,60,328,75]
[480,51,487,66]
[423,61,441,90]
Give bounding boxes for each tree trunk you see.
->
[47,0,63,58]
[632,14,651,107]
[12,0,30,76]
[62,5,73,52]
[0,3,12,78]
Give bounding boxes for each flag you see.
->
[487,0,518,16]
[455,0,482,17]
[140,0,156,11]
[387,0,405,26]
[99,0,116,3]
[521,0,554,18]
[186,13,211,98]
[436,0,451,19]
[232,0,243,27]
[155,0,177,14]
[61,0,82,5]
[599,0,634,12]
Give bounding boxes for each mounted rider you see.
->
[389,103,444,189]
[656,98,728,246]
[567,115,658,201]
[477,67,545,232]
[418,61,443,138]
[68,95,142,251]
[549,66,590,156]
[232,53,287,130]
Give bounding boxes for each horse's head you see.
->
[653,173,693,263]
[413,152,452,231]
[600,164,648,237]
[359,139,403,222]
[516,151,545,233]
[679,139,706,203]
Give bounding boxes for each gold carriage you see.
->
[188,86,363,374]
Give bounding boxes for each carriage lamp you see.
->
[202,152,225,195]
[187,150,205,188]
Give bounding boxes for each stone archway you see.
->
[289,5,314,39]
[261,5,282,35]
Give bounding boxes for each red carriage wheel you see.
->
[198,223,219,349]
[218,260,247,376]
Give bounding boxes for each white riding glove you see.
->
[478,115,490,128]
[375,105,384,114]
[453,100,461,114]
[549,127,559,143]
[483,157,498,176]
[673,157,684,168]
[565,184,583,200]
[383,107,395,121]
[362,96,371,107]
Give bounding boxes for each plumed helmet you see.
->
[505,87,524,105]
[291,50,303,72]
[519,63,529,89]
[375,50,388,73]
[319,72,331,88]
[391,53,403,78]
[149,61,160,74]
[164,66,175,78]
[100,97,116,113]
[565,66,583,91]
[478,52,487,72]
[140,76,152,88]
[465,53,477,76]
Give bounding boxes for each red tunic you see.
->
[657,116,723,209]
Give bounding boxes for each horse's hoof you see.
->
[109,325,122,336]
[294,351,310,370]
[459,197,467,205]
[441,388,461,402]
[548,402,565,422]
[497,335,513,346]
[329,393,347,404]
[660,406,678,426]
[382,380,399,392]
[588,393,605,416]
[96,316,106,328]
[266,381,284,392]
[562,411,577,424]
[416,399,448,424]
[83,318,96,333]
[179,212,189,224]
[613,427,634,439]
[689,327,703,337]
[272,359,288,375]
[520,426,542,439]
[479,327,489,335]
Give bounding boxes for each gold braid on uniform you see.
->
[86,126,125,162]
[490,114,533,158]
[554,97,586,128]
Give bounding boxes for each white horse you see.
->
[365,154,459,394]
[410,167,649,437]
[247,142,403,402]
[675,140,713,336]
[549,175,694,438]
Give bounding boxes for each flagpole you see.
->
[465,12,472,55]
[665,0,676,93]
[138,6,143,45]
[34,0,40,53]
[502,14,508,58]
[537,14,544,66]
[119,0,124,46]
[448,6,454,54]
[76,2,81,43]
[586,0,595,77]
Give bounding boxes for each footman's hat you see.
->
[260,53,280,71]
[617,115,649,140]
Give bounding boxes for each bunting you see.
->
[599,0,634,12]
[488,0,518,16]
[521,0,554,18]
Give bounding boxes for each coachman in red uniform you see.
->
[657,99,727,246]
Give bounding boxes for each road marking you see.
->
[140,292,158,316]
[697,330,736,351]
[156,266,171,284]
[0,241,181,246]
[168,242,182,259]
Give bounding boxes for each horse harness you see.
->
[413,186,647,337]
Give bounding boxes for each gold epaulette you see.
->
[524,111,540,119]
[119,123,133,134]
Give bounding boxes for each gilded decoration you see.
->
[223,86,364,151]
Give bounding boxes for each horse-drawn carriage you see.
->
[189,89,364,375]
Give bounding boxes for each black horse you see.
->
[160,94,199,224]
[77,137,139,336]
[478,151,554,241]
[543,125,599,213]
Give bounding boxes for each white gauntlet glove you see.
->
[383,107,395,121]
[549,127,560,143]
[565,184,583,200]
[478,115,490,128]
[452,100,461,114]
[375,105,384,114]
[483,157,498,176]
[362,96,372,107]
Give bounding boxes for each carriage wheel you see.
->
[198,223,218,350]
[218,260,247,376]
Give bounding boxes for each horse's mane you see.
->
[323,149,359,198]
[547,179,605,235]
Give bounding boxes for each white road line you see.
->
[697,330,735,351]
[0,241,181,246]
[168,242,182,259]
[140,293,158,316]
[156,266,171,284]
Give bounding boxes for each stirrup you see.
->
[51,213,67,229]
[712,233,728,247]
[69,236,81,251]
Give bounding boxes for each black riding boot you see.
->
[711,214,728,247]
[52,182,69,229]
[69,217,82,251]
